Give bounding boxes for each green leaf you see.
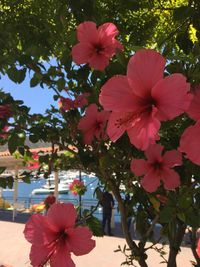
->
[29,134,39,143]
[0,167,6,175]
[173,6,194,21]
[79,150,96,168]
[39,154,49,164]
[0,178,7,188]
[18,146,25,156]
[94,187,103,201]
[85,214,104,237]
[177,212,186,222]
[135,210,150,236]
[8,134,18,154]
[8,132,26,154]
[185,208,200,227]
[22,175,31,184]
[60,49,72,68]
[6,176,14,189]
[7,67,26,84]
[56,78,66,91]
[123,0,142,11]
[18,54,31,65]
[0,176,14,189]
[30,73,42,87]
[176,31,193,54]
[178,195,192,209]
[160,207,175,223]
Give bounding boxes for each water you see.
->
[1,174,121,222]
[2,174,98,201]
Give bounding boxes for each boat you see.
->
[31,170,77,195]
[3,188,14,192]
[31,183,69,195]
[31,170,91,195]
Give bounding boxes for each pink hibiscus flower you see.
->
[59,97,74,111]
[24,203,95,267]
[27,152,39,170]
[69,179,87,196]
[0,126,9,139]
[78,104,110,144]
[27,162,40,170]
[131,144,182,193]
[179,88,200,165]
[0,104,12,119]
[73,93,90,109]
[197,238,200,257]
[179,121,200,165]
[71,21,123,71]
[186,86,200,121]
[59,93,89,111]
[99,49,192,150]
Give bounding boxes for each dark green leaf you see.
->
[160,207,175,223]
[85,214,104,237]
[7,67,26,84]
[30,73,42,87]
[173,6,194,21]
[0,167,6,175]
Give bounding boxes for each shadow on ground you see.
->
[0,209,193,246]
[0,209,165,241]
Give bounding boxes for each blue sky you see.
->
[0,74,56,114]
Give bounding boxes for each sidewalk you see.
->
[0,211,195,267]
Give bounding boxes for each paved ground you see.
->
[0,210,196,267]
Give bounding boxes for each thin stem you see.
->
[167,220,186,267]
[144,214,159,240]
[100,169,148,267]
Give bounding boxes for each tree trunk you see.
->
[106,177,149,267]
[167,248,178,267]
[167,220,186,267]
[138,257,148,267]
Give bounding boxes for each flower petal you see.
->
[140,169,161,193]
[47,203,77,230]
[197,239,200,257]
[161,168,180,190]
[30,244,53,267]
[77,21,98,43]
[127,49,165,97]
[24,214,57,246]
[83,128,95,145]
[131,159,149,176]
[72,43,93,65]
[78,104,98,132]
[99,75,141,112]
[152,74,192,121]
[97,110,110,123]
[179,121,200,165]
[145,144,163,163]
[98,22,119,40]
[67,226,96,256]
[106,112,126,141]
[163,150,182,168]
[127,109,160,150]
[50,244,75,267]
[88,53,109,71]
[187,88,200,121]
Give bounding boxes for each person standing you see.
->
[101,191,115,236]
